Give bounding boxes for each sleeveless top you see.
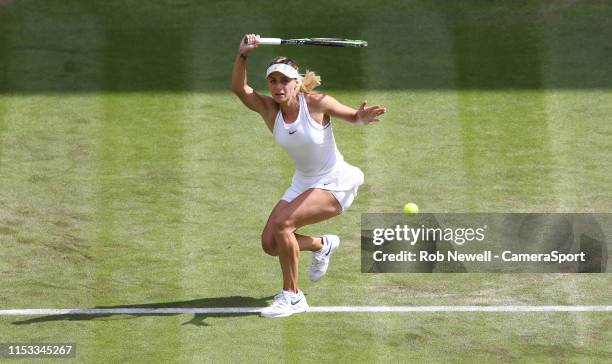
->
[273,93,364,191]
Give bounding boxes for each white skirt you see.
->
[280,161,364,212]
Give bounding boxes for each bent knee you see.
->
[270,217,295,237]
[261,233,278,256]
[262,244,278,256]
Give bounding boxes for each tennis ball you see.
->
[403,203,419,215]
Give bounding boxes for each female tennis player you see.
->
[232,34,385,318]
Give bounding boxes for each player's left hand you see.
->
[355,101,386,125]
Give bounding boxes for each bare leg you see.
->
[274,229,301,292]
[295,233,323,252]
[261,202,326,256]
[270,189,341,292]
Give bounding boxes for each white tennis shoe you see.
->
[309,235,340,282]
[260,290,309,318]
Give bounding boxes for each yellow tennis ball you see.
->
[403,203,419,215]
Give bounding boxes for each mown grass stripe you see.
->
[2,306,611,315]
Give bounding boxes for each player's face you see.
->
[267,72,298,103]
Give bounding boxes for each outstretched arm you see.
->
[231,34,274,122]
[319,95,386,125]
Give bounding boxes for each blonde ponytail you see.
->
[300,70,321,93]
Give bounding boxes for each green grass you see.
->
[3,313,612,363]
[1,0,612,362]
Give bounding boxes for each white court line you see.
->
[1,306,611,315]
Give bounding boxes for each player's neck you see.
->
[279,95,300,115]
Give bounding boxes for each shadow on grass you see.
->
[11,295,273,327]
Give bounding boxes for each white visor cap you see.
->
[265,63,300,79]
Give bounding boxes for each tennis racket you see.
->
[244,37,368,48]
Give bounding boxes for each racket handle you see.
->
[258,38,282,45]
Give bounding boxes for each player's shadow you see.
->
[10,295,273,327]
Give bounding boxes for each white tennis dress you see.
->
[273,93,364,211]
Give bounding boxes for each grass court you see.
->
[1,1,611,362]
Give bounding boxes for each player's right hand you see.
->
[239,34,260,56]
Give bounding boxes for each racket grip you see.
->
[258,38,282,45]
